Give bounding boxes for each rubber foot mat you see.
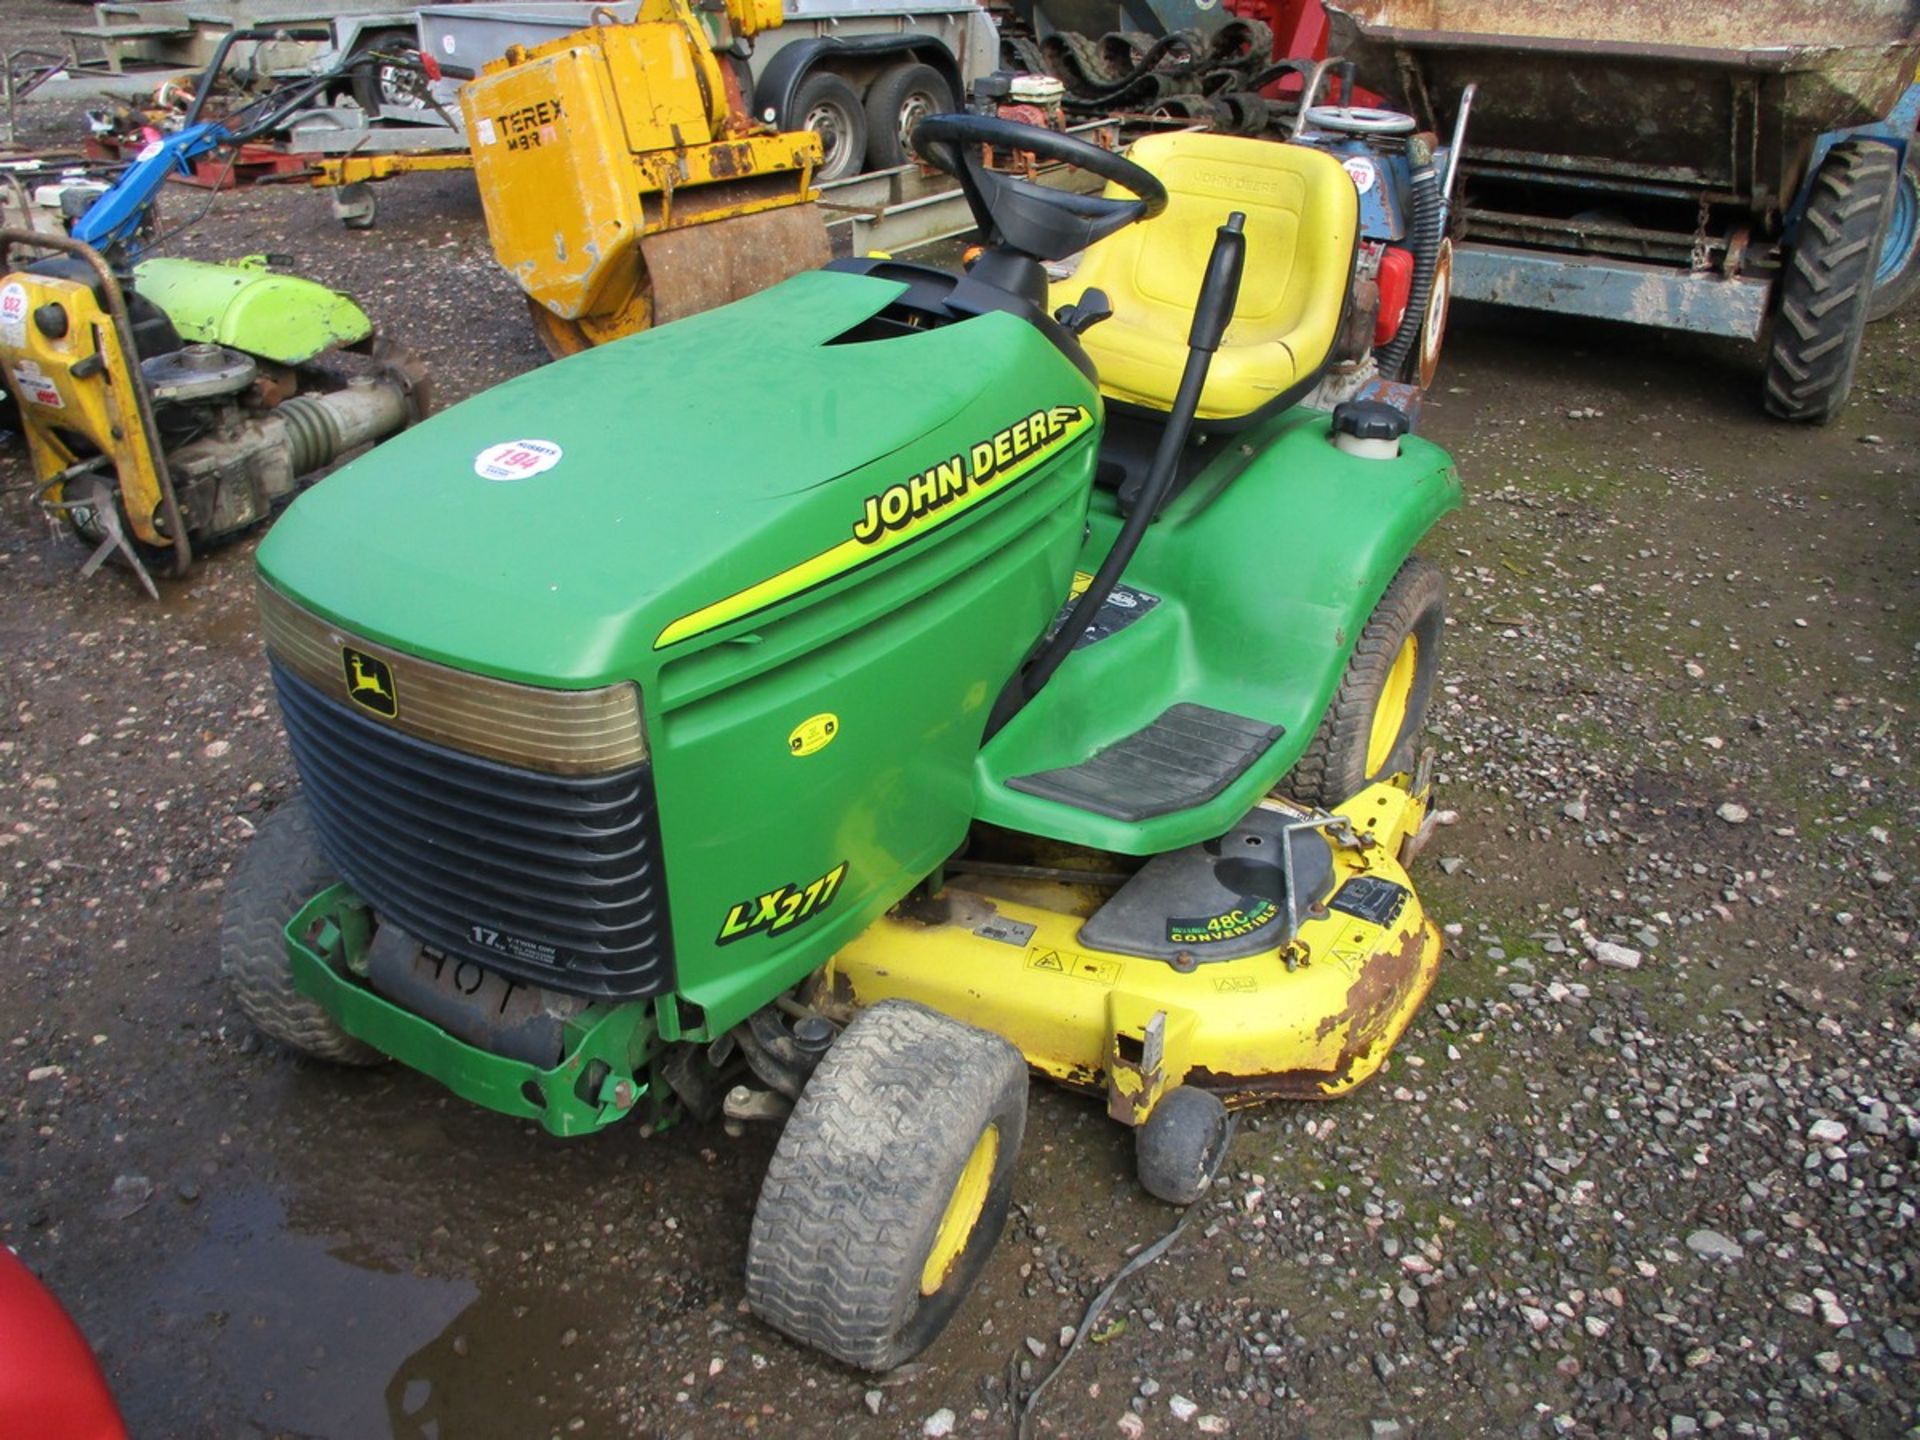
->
[1006,703,1283,822]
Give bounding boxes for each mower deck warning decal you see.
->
[656,403,1094,648]
[341,646,398,718]
[475,439,562,481]
[1026,946,1120,985]
[716,861,848,945]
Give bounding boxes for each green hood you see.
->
[257,270,1097,687]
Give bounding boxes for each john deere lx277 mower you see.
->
[223,114,1462,1369]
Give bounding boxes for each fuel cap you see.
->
[1331,399,1409,458]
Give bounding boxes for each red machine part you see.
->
[1219,0,1385,105]
[1375,244,1414,346]
[1225,0,1328,64]
[995,102,1054,129]
[0,1248,127,1440]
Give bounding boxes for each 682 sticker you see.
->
[716,861,849,945]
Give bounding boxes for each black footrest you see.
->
[1006,703,1283,822]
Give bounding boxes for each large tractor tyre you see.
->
[1763,140,1900,423]
[1289,556,1446,809]
[219,796,383,1065]
[793,71,869,184]
[746,999,1027,1371]
[1868,141,1920,322]
[863,63,955,171]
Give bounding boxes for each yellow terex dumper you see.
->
[461,0,830,355]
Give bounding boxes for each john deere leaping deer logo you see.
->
[341,646,398,718]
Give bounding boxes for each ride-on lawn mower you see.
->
[223,112,1462,1369]
[0,27,428,596]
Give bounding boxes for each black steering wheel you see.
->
[912,114,1168,261]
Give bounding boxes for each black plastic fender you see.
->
[753,35,960,130]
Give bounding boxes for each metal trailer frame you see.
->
[1327,3,1920,342]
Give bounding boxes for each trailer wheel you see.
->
[792,71,868,184]
[348,28,430,114]
[1763,139,1899,423]
[746,1000,1026,1371]
[1867,142,1920,322]
[219,796,383,1065]
[863,63,954,171]
[1288,556,1445,809]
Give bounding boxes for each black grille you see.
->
[271,659,674,1001]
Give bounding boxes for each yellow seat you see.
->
[1054,131,1359,423]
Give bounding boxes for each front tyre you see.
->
[219,796,383,1065]
[1288,556,1446,809]
[746,1000,1026,1370]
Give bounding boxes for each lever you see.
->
[1054,287,1113,336]
[988,213,1247,735]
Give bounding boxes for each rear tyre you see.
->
[1763,139,1899,423]
[1867,141,1920,322]
[1288,556,1445,809]
[746,1000,1026,1370]
[792,71,868,183]
[1136,1085,1231,1205]
[219,796,383,1065]
[863,63,954,171]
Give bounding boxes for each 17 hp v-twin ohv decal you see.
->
[654,402,1094,649]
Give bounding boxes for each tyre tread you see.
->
[1764,141,1898,423]
[1288,556,1446,808]
[745,1000,1026,1370]
[218,797,382,1065]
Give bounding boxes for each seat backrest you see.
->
[1067,131,1359,418]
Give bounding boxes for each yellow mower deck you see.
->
[822,781,1440,1126]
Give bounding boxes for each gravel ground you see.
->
[2,16,1917,1436]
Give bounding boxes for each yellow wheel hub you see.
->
[920,1124,999,1295]
[1366,634,1419,776]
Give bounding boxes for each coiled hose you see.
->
[1378,137,1442,382]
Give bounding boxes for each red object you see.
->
[0,1249,127,1440]
[1375,245,1414,346]
[420,50,443,82]
[1220,0,1387,105]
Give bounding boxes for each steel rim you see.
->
[897,91,938,152]
[920,1123,998,1295]
[1366,634,1419,776]
[1874,157,1919,289]
[806,102,854,173]
[1418,237,1454,389]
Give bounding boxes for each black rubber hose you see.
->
[987,214,1247,738]
[1378,139,1441,382]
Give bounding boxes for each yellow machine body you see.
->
[0,266,171,550]
[461,1,827,352]
[822,782,1442,1127]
